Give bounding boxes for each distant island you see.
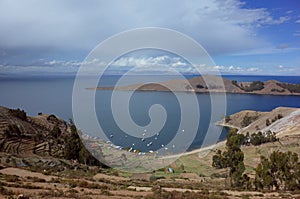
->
[91,76,300,96]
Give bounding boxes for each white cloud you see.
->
[0,0,291,56]
[232,46,300,56]
[112,56,187,69]
[296,19,300,23]
[294,31,300,37]
[213,65,225,70]
[277,65,297,72]
[247,67,260,72]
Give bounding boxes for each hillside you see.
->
[93,76,300,96]
[0,106,299,198]
[0,106,68,157]
[217,107,300,138]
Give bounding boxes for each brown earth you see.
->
[0,106,300,198]
[92,75,300,96]
[218,106,300,137]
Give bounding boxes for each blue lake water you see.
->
[0,75,300,152]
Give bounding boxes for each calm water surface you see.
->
[0,75,299,151]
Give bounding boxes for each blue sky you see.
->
[0,0,299,75]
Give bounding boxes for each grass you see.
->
[179,153,216,176]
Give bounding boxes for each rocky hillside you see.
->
[0,106,69,157]
[218,107,300,137]
[94,76,300,96]
[0,106,104,172]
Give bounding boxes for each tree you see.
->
[64,121,82,160]
[212,128,249,188]
[64,120,103,166]
[254,151,300,191]
[212,150,227,169]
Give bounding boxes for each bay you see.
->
[0,75,299,152]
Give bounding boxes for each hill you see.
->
[217,107,300,138]
[93,76,300,96]
[0,106,299,198]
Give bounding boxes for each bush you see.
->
[8,108,27,121]
[64,120,103,166]
[271,88,285,93]
[0,185,14,196]
[4,175,19,182]
[242,81,264,92]
[232,80,264,92]
[277,82,300,93]
[241,114,257,127]
[49,126,61,138]
[225,116,231,123]
[250,131,277,146]
[255,151,300,191]
[4,124,22,138]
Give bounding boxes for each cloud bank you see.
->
[0,0,290,55]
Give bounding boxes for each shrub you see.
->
[241,114,257,127]
[4,124,22,138]
[277,82,300,93]
[254,151,300,191]
[49,126,61,138]
[8,108,27,121]
[242,81,264,92]
[4,175,19,182]
[150,175,157,182]
[225,115,231,123]
[232,80,264,92]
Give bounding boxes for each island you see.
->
[91,75,300,96]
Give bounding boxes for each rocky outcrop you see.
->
[0,106,69,157]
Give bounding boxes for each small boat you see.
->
[141,138,145,142]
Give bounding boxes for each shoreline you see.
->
[215,121,241,131]
[90,87,300,96]
[159,140,227,160]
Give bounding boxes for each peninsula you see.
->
[91,76,300,96]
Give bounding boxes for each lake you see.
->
[0,75,300,152]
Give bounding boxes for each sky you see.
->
[0,0,299,76]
